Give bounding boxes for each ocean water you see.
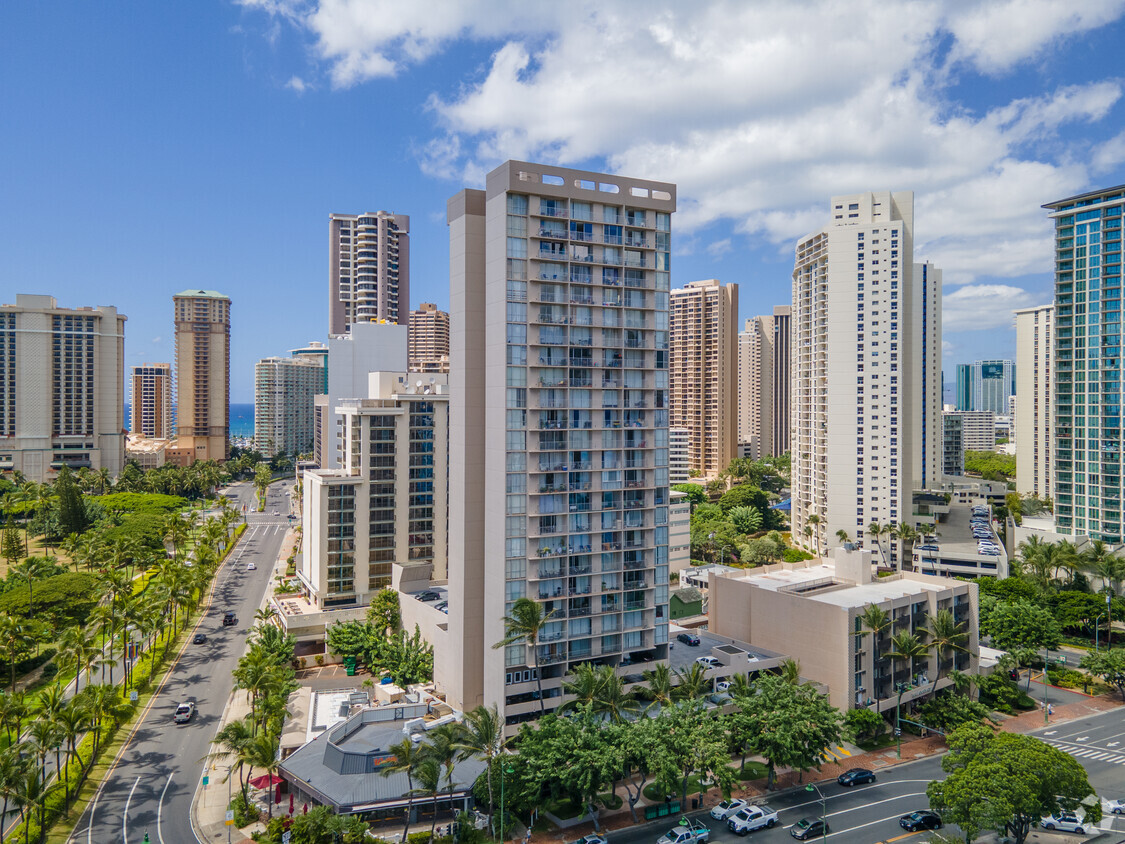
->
[123,403,255,437]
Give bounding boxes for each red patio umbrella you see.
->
[248,774,284,789]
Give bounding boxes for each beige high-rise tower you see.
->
[408,302,451,373]
[446,160,674,730]
[737,305,790,459]
[0,294,126,482]
[329,211,410,334]
[130,363,173,439]
[173,290,230,463]
[669,279,738,477]
[1014,304,1053,499]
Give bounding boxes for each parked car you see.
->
[658,818,710,844]
[678,632,701,646]
[1041,814,1087,833]
[728,805,778,835]
[711,799,748,820]
[173,701,195,724]
[899,811,943,831]
[435,601,449,613]
[1107,798,1125,814]
[790,819,829,841]
[837,768,876,786]
[415,590,441,602]
[574,836,607,844]
[696,656,722,669]
[192,633,207,644]
[222,611,236,626]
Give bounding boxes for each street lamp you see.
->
[1044,645,1051,725]
[894,682,907,760]
[805,783,827,844]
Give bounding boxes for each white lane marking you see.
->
[1077,736,1090,742]
[1044,730,1057,735]
[123,776,141,843]
[158,772,173,844]
[1109,741,1120,747]
[87,784,103,844]
[779,788,929,818]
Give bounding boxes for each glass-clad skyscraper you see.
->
[1044,185,1125,540]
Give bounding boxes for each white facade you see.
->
[669,427,691,483]
[1014,304,1053,499]
[791,192,941,557]
[317,323,408,469]
[669,489,691,574]
[0,294,126,481]
[292,372,449,636]
[447,161,674,730]
[254,355,324,456]
[329,211,410,334]
[738,315,772,459]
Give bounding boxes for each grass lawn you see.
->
[1,529,76,576]
[643,775,711,803]
[856,733,897,752]
[599,792,622,810]
[736,761,770,781]
[542,796,586,820]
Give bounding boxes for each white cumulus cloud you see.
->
[942,284,1034,332]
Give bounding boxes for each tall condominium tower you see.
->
[253,354,324,456]
[0,294,126,482]
[130,362,173,439]
[408,302,451,373]
[1014,305,1054,499]
[791,192,941,558]
[737,305,791,459]
[329,211,410,334]
[1044,185,1125,540]
[971,360,1015,415]
[173,289,230,464]
[447,161,674,728]
[669,279,738,477]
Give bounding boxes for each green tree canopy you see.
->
[1079,649,1125,701]
[981,597,1061,652]
[929,725,1100,844]
[671,483,707,508]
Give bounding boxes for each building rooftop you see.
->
[174,289,230,300]
[722,563,960,609]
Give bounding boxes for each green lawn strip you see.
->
[735,761,770,781]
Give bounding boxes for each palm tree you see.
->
[639,663,675,712]
[210,718,254,799]
[492,598,556,714]
[82,684,130,758]
[162,512,191,566]
[56,699,88,813]
[0,691,27,748]
[382,737,427,842]
[857,604,892,702]
[454,706,504,835]
[778,657,802,685]
[425,723,465,840]
[408,756,442,844]
[865,522,885,567]
[926,609,969,698]
[807,514,821,557]
[885,631,929,737]
[895,524,919,570]
[1083,540,1124,596]
[233,651,283,734]
[836,529,850,546]
[11,764,47,844]
[0,617,35,690]
[672,663,710,701]
[560,663,601,710]
[0,746,28,844]
[242,732,283,818]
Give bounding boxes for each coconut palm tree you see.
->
[865,522,886,567]
[408,756,442,844]
[894,524,919,570]
[0,691,27,748]
[836,529,850,546]
[925,609,969,698]
[454,706,504,835]
[209,718,254,799]
[885,631,929,736]
[425,723,465,839]
[492,598,556,714]
[639,662,675,712]
[857,604,892,701]
[11,763,47,844]
[382,737,428,842]
[778,657,802,685]
[242,731,283,818]
[672,663,710,701]
[0,745,28,844]
[560,663,601,710]
[56,699,88,813]
[806,514,821,557]
[1083,540,1125,596]
[0,617,35,690]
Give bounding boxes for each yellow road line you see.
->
[886,833,919,842]
[837,745,851,757]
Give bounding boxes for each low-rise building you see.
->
[942,414,963,476]
[279,685,482,821]
[910,502,1009,579]
[670,427,691,483]
[125,435,167,469]
[669,490,691,573]
[942,410,995,453]
[707,547,978,713]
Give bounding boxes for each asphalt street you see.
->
[609,707,1125,844]
[69,479,293,844]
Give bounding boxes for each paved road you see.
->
[610,707,1125,844]
[69,480,293,844]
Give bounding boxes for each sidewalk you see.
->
[190,526,299,844]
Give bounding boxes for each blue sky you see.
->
[3,2,1125,403]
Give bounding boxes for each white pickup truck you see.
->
[728,805,779,835]
[658,818,711,844]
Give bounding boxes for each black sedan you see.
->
[790,819,829,840]
[900,811,943,831]
[837,768,876,786]
[192,633,207,644]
